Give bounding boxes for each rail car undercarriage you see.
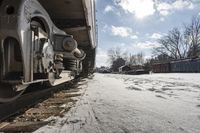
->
[0,0,96,102]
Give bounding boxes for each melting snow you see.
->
[35,73,200,133]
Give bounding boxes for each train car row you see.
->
[152,58,200,73]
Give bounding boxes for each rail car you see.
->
[0,0,97,103]
[170,58,200,72]
[152,62,170,73]
[152,58,200,73]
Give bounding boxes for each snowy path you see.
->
[35,73,200,133]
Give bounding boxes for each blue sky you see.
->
[96,0,200,67]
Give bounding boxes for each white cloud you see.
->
[157,2,171,11]
[104,5,114,13]
[104,5,121,16]
[102,24,109,32]
[115,0,155,19]
[144,55,152,60]
[150,33,163,39]
[96,48,109,67]
[157,0,194,16]
[111,41,159,58]
[173,0,194,10]
[159,10,170,16]
[160,17,165,22]
[114,0,195,18]
[130,35,138,39]
[133,41,160,49]
[111,25,132,37]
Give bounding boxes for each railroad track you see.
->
[0,78,80,122]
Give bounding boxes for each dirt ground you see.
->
[35,73,200,133]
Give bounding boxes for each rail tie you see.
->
[0,78,80,122]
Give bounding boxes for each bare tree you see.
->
[107,47,122,63]
[107,47,128,71]
[128,52,144,66]
[107,47,129,64]
[129,54,137,65]
[136,52,144,65]
[184,16,200,57]
[111,58,126,72]
[154,28,188,59]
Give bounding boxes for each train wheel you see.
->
[0,84,27,103]
[46,72,56,86]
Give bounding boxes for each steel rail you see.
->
[0,78,80,122]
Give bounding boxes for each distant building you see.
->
[119,65,132,73]
[96,66,111,73]
[130,65,143,70]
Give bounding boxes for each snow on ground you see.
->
[35,73,200,133]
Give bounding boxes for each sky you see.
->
[95,0,200,67]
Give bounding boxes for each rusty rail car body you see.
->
[0,0,97,102]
